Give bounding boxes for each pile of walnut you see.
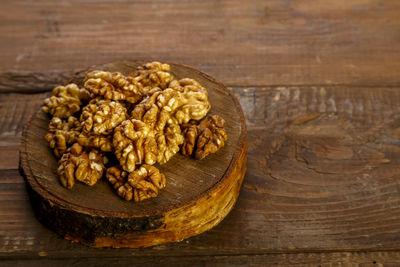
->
[42,62,228,202]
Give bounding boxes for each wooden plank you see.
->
[4,168,400,263]
[230,86,400,129]
[0,93,45,169]
[2,85,400,255]
[1,0,400,92]
[2,251,400,266]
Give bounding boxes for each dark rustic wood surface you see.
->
[2,0,400,265]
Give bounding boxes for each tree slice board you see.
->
[19,61,247,248]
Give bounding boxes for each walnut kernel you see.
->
[83,62,171,104]
[106,164,166,202]
[77,133,113,152]
[80,99,127,135]
[181,115,227,159]
[113,119,158,172]
[131,83,210,130]
[45,116,82,158]
[106,166,133,200]
[129,61,173,90]
[57,143,106,188]
[155,123,184,164]
[42,83,91,118]
[128,164,166,202]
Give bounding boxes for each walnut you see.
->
[129,61,173,90]
[57,143,107,188]
[113,118,184,171]
[80,99,127,135]
[45,116,82,158]
[155,123,184,164]
[42,83,92,118]
[181,115,227,159]
[169,78,208,95]
[105,166,132,200]
[106,165,166,202]
[128,164,166,202]
[131,89,179,131]
[77,133,113,152]
[137,61,171,73]
[131,83,210,130]
[170,79,210,123]
[113,119,158,172]
[84,71,143,103]
[83,62,171,104]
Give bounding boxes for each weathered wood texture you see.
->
[0,93,46,169]
[2,85,400,255]
[1,0,400,92]
[3,251,400,266]
[2,0,400,264]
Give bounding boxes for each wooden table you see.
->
[1,0,400,265]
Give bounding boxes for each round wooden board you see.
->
[20,61,247,248]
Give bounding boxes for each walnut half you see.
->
[42,83,91,118]
[181,115,228,159]
[57,143,107,188]
[106,165,166,202]
[113,119,158,172]
[131,80,211,130]
[45,116,82,158]
[128,164,166,202]
[83,61,172,104]
[77,133,113,152]
[80,99,127,135]
[105,165,132,200]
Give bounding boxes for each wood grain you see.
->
[3,251,400,266]
[1,0,400,92]
[20,61,247,248]
[1,84,400,254]
[0,93,45,169]
[0,167,398,257]
[2,0,400,263]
